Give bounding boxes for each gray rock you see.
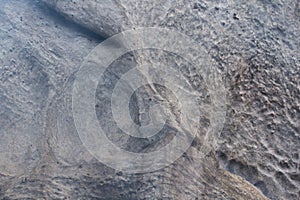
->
[0,0,299,199]
[43,0,300,199]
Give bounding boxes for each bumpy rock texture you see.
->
[0,0,299,199]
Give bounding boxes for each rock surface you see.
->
[0,0,299,199]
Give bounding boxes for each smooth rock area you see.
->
[0,0,299,199]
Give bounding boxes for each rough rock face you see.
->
[0,0,299,199]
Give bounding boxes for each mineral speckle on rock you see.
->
[0,0,299,199]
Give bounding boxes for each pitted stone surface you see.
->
[0,0,299,199]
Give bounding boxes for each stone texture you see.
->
[0,0,299,199]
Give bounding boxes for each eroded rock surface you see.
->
[0,0,299,199]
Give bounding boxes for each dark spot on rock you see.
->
[191,138,198,147]
[254,181,268,196]
[289,173,300,182]
[233,13,239,20]
[217,151,228,161]
[116,171,123,176]
[193,2,207,11]
[21,177,27,183]
[279,159,291,169]
[295,1,300,17]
